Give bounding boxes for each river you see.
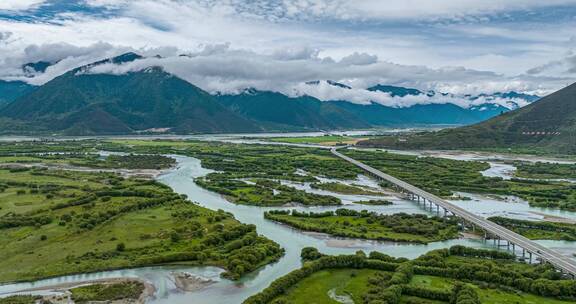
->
[1,147,576,303]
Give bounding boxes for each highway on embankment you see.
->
[331,147,576,277]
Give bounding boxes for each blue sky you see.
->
[0,0,575,103]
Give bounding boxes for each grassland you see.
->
[0,295,41,304]
[0,166,282,283]
[99,139,576,211]
[310,182,381,195]
[5,139,576,211]
[246,246,576,304]
[343,149,576,211]
[270,268,381,304]
[76,154,176,170]
[268,272,574,304]
[410,275,574,304]
[514,161,576,179]
[353,199,393,206]
[488,216,576,241]
[264,209,459,243]
[70,281,145,303]
[268,135,368,146]
[196,177,341,206]
[103,140,364,206]
[0,150,175,171]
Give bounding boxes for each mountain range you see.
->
[0,54,259,135]
[0,80,35,107]
[359,82,576,154]
[0,53,540,135]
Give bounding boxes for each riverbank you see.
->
[2,139,576,303]
[2,278,154,304]
[0,161,171,179]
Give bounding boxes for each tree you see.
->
[170,231,181,243]
[116,243,126,252]
[301,247,323,261]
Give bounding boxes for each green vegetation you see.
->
[196,177,341,206]
[0,295,40,304]
[264,209,459,243]
[343,149,576,211]
[102,140,364,206]
[358,82,576,155]
[412,275,575,304]
[0,141,174,170]
[0,53,259,135]
[92,139,576,211]
[104,139,362,180]
[269,135,366,145]
[310,182,381,195]
[2,140,363,207]
[245,246,576,304]
[268,268,382,304]
[514,161,576,179]
[78,154,176,170]
[343,149,490,198]
[488,216,576,241]
[70,281,145,303]
[353,199,393,206]
[0,166,282,283]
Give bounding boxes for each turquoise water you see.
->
[1,154,575,303]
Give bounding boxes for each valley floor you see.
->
[0,138,575,303]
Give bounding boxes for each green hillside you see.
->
[0,54,260,135]
[218,89,369,130]
[0,80,35,107]
[359,82,576,154]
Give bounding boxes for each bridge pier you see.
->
[330,148,576,279]
[522,248,526,258]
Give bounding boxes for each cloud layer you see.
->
[0,0,575,108]
[77,49,533,109]
[0,0,45,11]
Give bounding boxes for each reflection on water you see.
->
[450,192,576,222]
[0,266,224,299]
[0,130,380,143]
[481,162,516,180]
[1,154,576,304]
[149,156,500,304]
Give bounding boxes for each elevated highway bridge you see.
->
[331,147,576,278]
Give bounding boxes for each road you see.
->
[331,147,576,277]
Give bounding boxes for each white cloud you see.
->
[87,0,576,22]
[76,53,536,109]
[292,80,531,109]
[1,0,575,79]
[72,47,557,100]
[339,52,378,66]
[0,0,45,11]
[84,0,131,9]
[526,52,576,77]
[328,0,576,21]
[0,0,573,106]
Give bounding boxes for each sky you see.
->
[1,0,576,107]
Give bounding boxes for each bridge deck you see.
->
[331,148,576,276]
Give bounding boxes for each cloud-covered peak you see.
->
[0,0,574,98]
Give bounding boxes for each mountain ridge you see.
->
[0,53,544,135]
[358,82,576,154]
[0,80,35,108]
[0,54,260,135]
